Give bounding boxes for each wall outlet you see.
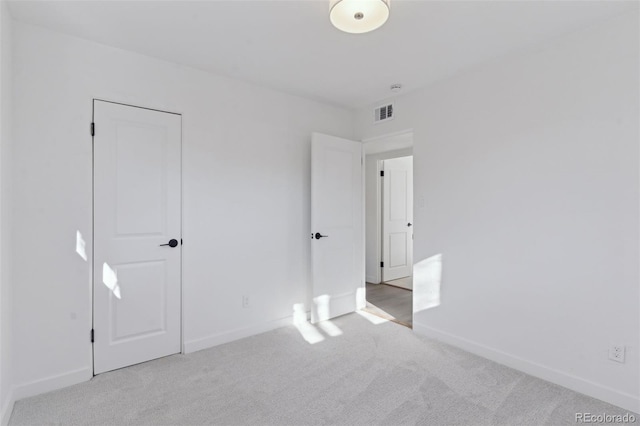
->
[608,345,625,363]
[242,295,250,308]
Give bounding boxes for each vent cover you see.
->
[374,103,394,124]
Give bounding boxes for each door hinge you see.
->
[380,261,384,267]
[90,122,95,137]
[380,170,384,177]
[90,329,94,343]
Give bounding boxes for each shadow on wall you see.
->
[413,254,443,315]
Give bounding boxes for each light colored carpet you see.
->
[385,276,412,290]
[10,313,635,425]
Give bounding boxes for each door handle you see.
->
[407,223,412,227]
[314,232,329,240]
[159,239,179,248]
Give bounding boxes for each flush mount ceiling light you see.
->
[330,0,390,34]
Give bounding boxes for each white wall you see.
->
[11,21,354,399]
[356,12,639,412]
[365,148,412,283]
[0,1,13,424]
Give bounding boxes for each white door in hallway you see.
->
[93,100,182,374]
[311,133,364,323]
[382,156,413,282]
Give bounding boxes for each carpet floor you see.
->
[9,313,636,426]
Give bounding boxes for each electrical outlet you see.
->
[242,295,250,308]
[609,345,625,363]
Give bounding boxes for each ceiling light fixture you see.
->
[330,0,390,34]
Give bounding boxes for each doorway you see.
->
[362,132,414,327]
[381,156,414,285]
[92,100,182,374]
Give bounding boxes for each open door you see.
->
[93,100,182,374]
[311,133,364,323]
[382,156,413,282]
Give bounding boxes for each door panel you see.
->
[111,260,166,342]
[382,156,413,281]
[115,125,167,235]
[93,100,181,374]
[311,133,363,323]
[389,232,408,267]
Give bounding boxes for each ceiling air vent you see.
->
[374,103,394,124]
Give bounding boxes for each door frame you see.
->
[90,98,185,375]
[361,130,414,285]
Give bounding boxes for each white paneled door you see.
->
[382,156,413,282]
[311,133,364,323]
[93,100,181,374]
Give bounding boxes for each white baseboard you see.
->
[1,391,14,426]
[184,315,293,354]
[12,367,92,402]
[413,322,640,414]
[366,275,380,284]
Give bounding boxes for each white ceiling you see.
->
[8,0,638,109]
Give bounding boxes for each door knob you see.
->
[407,223,412,227]
[314,233,328,240]
[159,239,179,248]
